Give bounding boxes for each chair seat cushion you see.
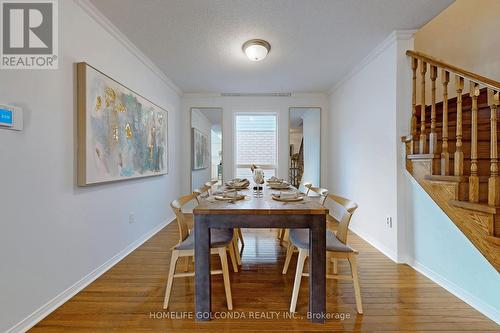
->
[289,229,353,252]
[175,228,233,250]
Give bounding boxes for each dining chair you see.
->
[163,192,235,310]
[277,183,327,246]
[282,194,363,314]
[207,177,245,262]
[204,179,219,195]
[192,187,240,272]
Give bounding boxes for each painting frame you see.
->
[77,62,169,186]
[192,128,209,170]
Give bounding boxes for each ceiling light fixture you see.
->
[242,39,271,61]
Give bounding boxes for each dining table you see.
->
[193,185,328,323]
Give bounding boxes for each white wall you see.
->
[404,175,500,324]
[180,94,329,194]
[301,109,321,188]
[190,109,212,190]
[0,1,181,332]
[415,0,500,82]
[328,32,413,260]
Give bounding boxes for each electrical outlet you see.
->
[386,216,393,228]
[129,212,135,224]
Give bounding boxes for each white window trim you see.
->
[233,111,279,178]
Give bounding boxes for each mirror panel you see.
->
[289,108,321,191]
[191,108,223,191]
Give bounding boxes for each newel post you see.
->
[469,82,480,202]
[488,89,500,206]
[410,58,418,154]
[454,76,465,176]
[419,61,427,154]
[441,70,450,175]
[429,65,438,154]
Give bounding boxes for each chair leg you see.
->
[283,229,290,244]
[182,256,189,272]
[233,231,242,265]
[228,242,239,273]
[237,228,245,249]
[218,247,233,310]
[348,253,363,314]
[279,229,286,246]
[290,249,308,312]
[163,250,180,309]
[282,242,295,274]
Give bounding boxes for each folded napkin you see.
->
[212,189,224,196]
[226,178,249,188]
[273,191,299,199]
[267,176,283,183]
[223,190,240,198]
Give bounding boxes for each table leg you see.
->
[309,214,326,323]
[194,214,211,321]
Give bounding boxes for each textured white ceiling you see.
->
[90,0,453,93]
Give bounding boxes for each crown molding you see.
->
[73,0,183,96]
[329,30,416,95]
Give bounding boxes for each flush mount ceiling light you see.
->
[242,39,271,61]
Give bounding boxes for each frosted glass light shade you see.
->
[242,39,270,61]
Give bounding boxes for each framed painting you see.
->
[77,62,168,186]
[192,128,209,170]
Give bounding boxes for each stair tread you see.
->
[425,175,489,182]
[449,200,500,214]
[407,154,439,160]
[485,236,500,246]
[425,175,468,182]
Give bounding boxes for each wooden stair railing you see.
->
[404,50,500,271]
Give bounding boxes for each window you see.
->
[235,113,277,179]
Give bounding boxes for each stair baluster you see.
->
[429,65,438,155]
[469,82,480,202]
[419,61,427,154]
[441,70,450,175]
[454,76,465,176]
[488,89,500,206]
[411,58,418,154]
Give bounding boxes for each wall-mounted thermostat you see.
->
[0,104,23,131]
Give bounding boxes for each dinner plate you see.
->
[271,195,304,202]
[214,194,246,201]
[225,185,249,190]
[269,184,291,190]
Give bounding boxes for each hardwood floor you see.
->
[31,221,499,332]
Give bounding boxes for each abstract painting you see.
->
[192,128,209,170]
[77,62,168,186]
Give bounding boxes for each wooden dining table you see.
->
[193,186,328,323]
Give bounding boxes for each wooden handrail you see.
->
[406,50,500,91]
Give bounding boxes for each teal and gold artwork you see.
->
[77,63,168,186]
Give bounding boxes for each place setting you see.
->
[266,176,293,190]
[271,188,306,204]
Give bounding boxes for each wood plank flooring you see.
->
[31,221,499,332]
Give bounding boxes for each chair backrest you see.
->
[170,192,198,244]
[203,179,218,194]
[324,194,358,244]
[193,185,211,203]
[304,183,329,205]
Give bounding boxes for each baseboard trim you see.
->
[408,259,500,325]
[349,226,398,263]
[6,219,173,333]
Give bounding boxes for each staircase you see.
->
[402,51,500,271]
